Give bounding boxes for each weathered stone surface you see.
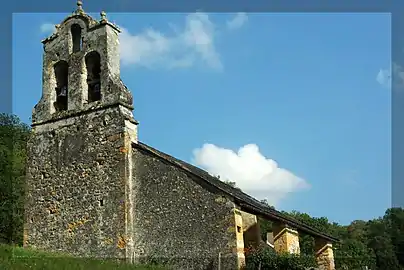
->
[25,6,137,261]
[234,209,246,268]
[240,211,261,250]
[272,222,300,255]
[315,238,335,270]
[131,147,239,269]
[24,105,137,260]
[33,8,132,126]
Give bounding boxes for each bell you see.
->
[59,86,67,96]
[94,83,100,93]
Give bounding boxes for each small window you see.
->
[99,199,104,206]
[71,24,82,53]
[237,226,242,233]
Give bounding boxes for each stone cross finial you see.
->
[76,0,83,13]
[100,11,107,22]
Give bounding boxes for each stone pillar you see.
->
[266,232,274,248]
[240,211,261,250]
[272,222,300,254]
[314,238,335,270]
[234,209,245,269]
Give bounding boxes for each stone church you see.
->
[23,2,338,269]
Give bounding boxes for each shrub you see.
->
[244,246,317,270]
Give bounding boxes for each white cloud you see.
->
[40,23,56,34]
[376,68,391,88]
[226,13,248,30]
[120,12,222,70]
[192,143,310,206]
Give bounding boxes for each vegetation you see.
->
[0,244,166,270]
[244,246,317,270]
[1,113,403,270]
[0,113,29,245]
[247,192,404,270]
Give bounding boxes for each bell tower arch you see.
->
[32,0,133,124]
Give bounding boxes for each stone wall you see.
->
[131,147,239,269]
[24,105,136,260]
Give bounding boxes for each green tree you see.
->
[384,207,404,266]
[0,113,30,245]
[366,218,401,270]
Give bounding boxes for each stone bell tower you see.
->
[24,1,137,261]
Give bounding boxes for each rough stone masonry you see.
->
[24,3,239,269]
[24,3,338,270]
[24,2,137,261]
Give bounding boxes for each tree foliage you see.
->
[244,246,317,270]
[0,113,30,245]
[255,208,404,270]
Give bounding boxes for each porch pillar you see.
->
[314,237,335,270]
[240,211,261,249]
[234,209,245,269]
[272,222,300,254]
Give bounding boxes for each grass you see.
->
[0,244,167,270]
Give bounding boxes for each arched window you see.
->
[54,60,69,111]
[71,24,82,53]
[85,51,101,102]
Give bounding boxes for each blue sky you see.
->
[12,11,391,225]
